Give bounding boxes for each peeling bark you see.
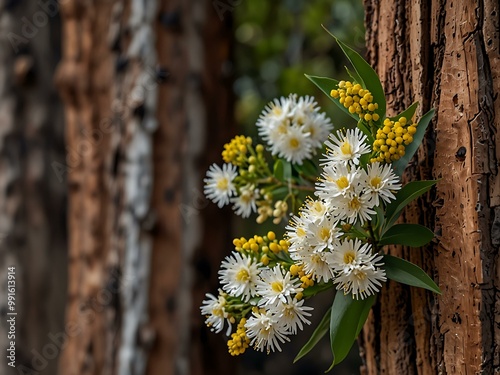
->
[56,0,235,374]
[360,0,500,374]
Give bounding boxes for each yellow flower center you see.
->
[217,178,228,190]
[319,228,330,241]
[212,307,224,317]
[272,106,283,116]
[370,176,382,188]
[271,281,284,293]
[343,251,356,264]
[353,269,367,281]
[340,141,352,155]
[348,196,361,210]
[297,227,306,237]
[289,138,300,149]
[336,176,349,189]
[236,269,250,282]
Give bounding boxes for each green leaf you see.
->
[379,224,434,247]
[302,281,334,298]
[384,180,438,230]
[273,159,284,181]
[383,254,441,294]
[389,101,419,123]
[305,74,355,120]
[355,295,376,336]
[392,108,435,177]
[294,307,332,363]
[357,120,375,145]
[327,293,376,371]
[322,27,386,119]
[273,159,292,182]
[344,66,363,86]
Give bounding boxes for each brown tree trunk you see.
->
[360,0,499,374]
[0,3,67,375]
[55,1,235,374]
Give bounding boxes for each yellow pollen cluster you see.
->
[371,117,418,163]
[330,81,380,122]
[227,318,250,356]
[289,264,314,289]
[233,231,289,261]
[222,135,253,166]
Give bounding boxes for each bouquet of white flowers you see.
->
[200,32,439,370]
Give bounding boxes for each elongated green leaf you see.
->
[274,159,284,181]
[384,180,438,230]
[355,295,376,336]
[327,293,375,371]
[294,307,332,363]
[321,27,386,119]
[383,255,441,294]
[392,108,435,176]
[303,281,334,298]
[273,158,292,182]
[389,101,419,123]
[379,224,434,247]
[305,74,356,120]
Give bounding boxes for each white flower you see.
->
[362,162,401,206]
[256,94,332,164]
[200,292,232,335]
[302,112,333,149]
[297,249,334,283]
[333,189,375,224]
[204,163,238,208]
[300,198,328,222]
[269,296,313,334]
[256,265,303,307]
[327,239,386,300]
[323,128,371,166]
[305,216,341,253]
[316,163,362,203]
[285,214,308,254]
[334,262,386,300]
[325,239,372,273]
[245,308,290,353]
[231,185,259,218]
[218,252,261,302]
[276,125,313,165]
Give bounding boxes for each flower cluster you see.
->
[372,117,418,163]
[201,35,439,369]
[200,232,315,354]
[330,81,380,122]
[286,128,400,299]
[204,95,331,223]
[256,94,333,165]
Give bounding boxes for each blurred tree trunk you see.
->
[359,0,499,374]
[55,1,235,375]
[0,2,67,375]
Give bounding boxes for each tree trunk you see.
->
[360,0,499,374]
[0,3,67,375]
[55,1,235,374]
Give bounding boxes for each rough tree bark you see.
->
[359,0,499,374]
[0,2,67,375]
[55,1,235,374]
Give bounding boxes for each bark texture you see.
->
[0,2,66,375]
[56,0,235,374]
[360,0,499,374]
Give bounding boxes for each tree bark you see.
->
[56,1,235,374]
[0,3,67,375]
[360,0,499,374]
